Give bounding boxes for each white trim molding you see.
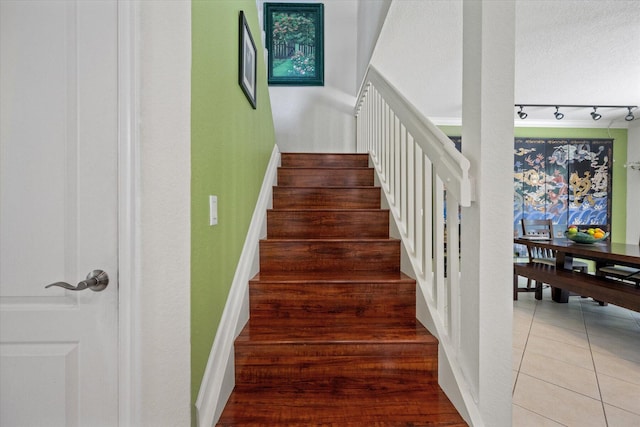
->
[195,145,281,427]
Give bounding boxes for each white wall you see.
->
[627,121,640,244]
[265,0,358,153]
[356,0,392,87]
[370,0,463,124]
[139,2,191,425]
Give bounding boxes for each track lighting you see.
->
[517,106,527,119]
[626,107,635,122]
[514,104,637,122]
[554,106,564,120]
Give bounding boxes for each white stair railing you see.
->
[356,65,481,425]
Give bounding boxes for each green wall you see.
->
[439,126,628,243]
[191,0,276,418]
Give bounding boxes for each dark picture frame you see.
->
[264,3,324,86]
[239,11,257,108]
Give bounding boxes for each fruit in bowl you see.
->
[564,226,609,243]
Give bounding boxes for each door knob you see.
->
[45,270,109,292]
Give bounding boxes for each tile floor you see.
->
[513,281,640,426]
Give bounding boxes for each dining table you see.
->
[514,236,640,307]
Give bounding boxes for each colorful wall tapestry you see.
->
[513,138,613,238]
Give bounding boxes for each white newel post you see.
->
[627,120,640,244]
[460,1,515,426]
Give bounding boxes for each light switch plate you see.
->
[209,195,218,225]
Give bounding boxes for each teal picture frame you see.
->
[264,3,324,86]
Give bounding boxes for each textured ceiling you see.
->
[373,0,640,127]
[514,0,640,126]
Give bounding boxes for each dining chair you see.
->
[514,219,589,299]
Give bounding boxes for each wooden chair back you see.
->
[521,219,556,262]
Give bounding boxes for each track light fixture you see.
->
[514,104,637,122]
[626,107,635,122]
[554,106,564,120]
[517,105,527,119]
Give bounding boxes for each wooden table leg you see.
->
[551,286,570,303]
[593,260,609,306]
[551,252,571,303]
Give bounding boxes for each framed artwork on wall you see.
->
[448,135,614,258]
[264,2,324,86]
[512,137,613,256]
[239,11,257,109]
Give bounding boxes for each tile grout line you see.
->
[512,293,538,395]
[512,402,569,427]
[581,299,609,427]
[516,294,600,426]
[517,371,605,402]
[634,311,640,328]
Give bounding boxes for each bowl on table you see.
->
[564,230,609,244]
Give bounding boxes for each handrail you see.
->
[355,66,472,207]
[355,65,482,426]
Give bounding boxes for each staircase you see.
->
[216,153,467,426]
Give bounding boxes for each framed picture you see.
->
[239,11,257,108]
[264,3,324,86]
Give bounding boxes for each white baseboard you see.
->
[195,145,280,427]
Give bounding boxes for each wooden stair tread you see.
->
[268,208,389,213]
[278,166,373,170]
[237,320,437,345]
[278,168,373,172]
[217,386,467,426]
[280,153,369,168]
[273,186,381,210]
[267,209,389,239]
[275,185,378,189]
[260,239,400,273]
[261,237,399,242]
[277,167,374,186]
[251,271,415,283]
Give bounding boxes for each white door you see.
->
[0,1,119,426]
